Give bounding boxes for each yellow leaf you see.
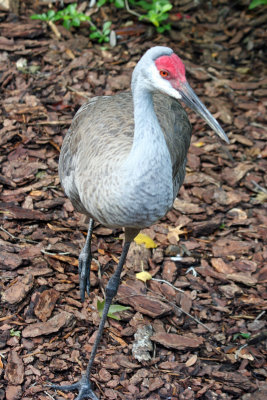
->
[134,233,157,248]
[255,192,267,203]
[193,141,205,147]
[136,271,152,283]
[30,190,44,197]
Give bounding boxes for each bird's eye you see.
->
[160,70,169,78]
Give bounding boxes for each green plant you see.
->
[233,332,251,341]
[97,299,131,320]
[31,9,58,23]
[90,21,112,43]
[10,328,21,338]
[31,3,91,29]
[31,0,173,43]
[97,0,172,33]
[98,0,125,8]
[249,0,267,9]
[133,0,172,32]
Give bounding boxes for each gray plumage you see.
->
[59,92,191,228]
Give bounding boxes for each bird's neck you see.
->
[120,81,173,192]
[118,82,174,226]
[129,84,169,160]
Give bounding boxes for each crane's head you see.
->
[132,46,229,143]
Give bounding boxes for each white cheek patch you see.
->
[149,65,182,100]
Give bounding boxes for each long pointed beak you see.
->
[179,81,229,144]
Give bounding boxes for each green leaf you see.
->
[97,0,107,6]
[89,31,99,39]
[249,0,267,9]
[103,21,112,30]
[10,328,21,338]
[97,300,131,320]
[114,0,125,7]
[72,17,81,27]
[161,4,172,12]
[78,14,91,22]
[66,3,77,15]
[233,332,251,340]
[53,14,63,22]
[47,10,56,20]
[63,19,72,30]
[136,0,151,10]
[31,13,48,21]
[157,23,171,33]
[240,333,251,339]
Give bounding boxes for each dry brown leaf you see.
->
[167,224,187,243]
[185,354,198,367]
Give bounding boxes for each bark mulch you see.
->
[0,1,266,399]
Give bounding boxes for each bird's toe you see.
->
[49,376,99,400]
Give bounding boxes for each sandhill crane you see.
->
[51,46,229,399]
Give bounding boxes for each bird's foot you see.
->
[78,249,92,302]
[49,375,99,400]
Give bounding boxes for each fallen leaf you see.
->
[185,354,198,367]
[134,233,157,248]
[167,224,187,243]
[136,271,152,282]
[193,141,205,147]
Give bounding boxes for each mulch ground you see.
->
[0,1,266,399]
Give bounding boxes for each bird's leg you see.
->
[49,240,132,400]
[79,219,94,302]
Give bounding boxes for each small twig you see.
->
[251,180,267,194]
[170,300,213,332]
[235,343,248,360]
[67,86,91,99]
[47,20,61,39]
[254,310,266,321]
[248,331,267,346]
[44,391,56,400]
[147,288,212,332]
[251,122,267,131]
[152,278,184,294]
[124,0,144,19]
[28,120,72,126]
[0,225,39,244]
[87,18,103,37]
[41,249,71,256]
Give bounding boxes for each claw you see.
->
[48,375,99,400]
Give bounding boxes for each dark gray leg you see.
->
[49,241,131,400]
[79,219,94,302]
